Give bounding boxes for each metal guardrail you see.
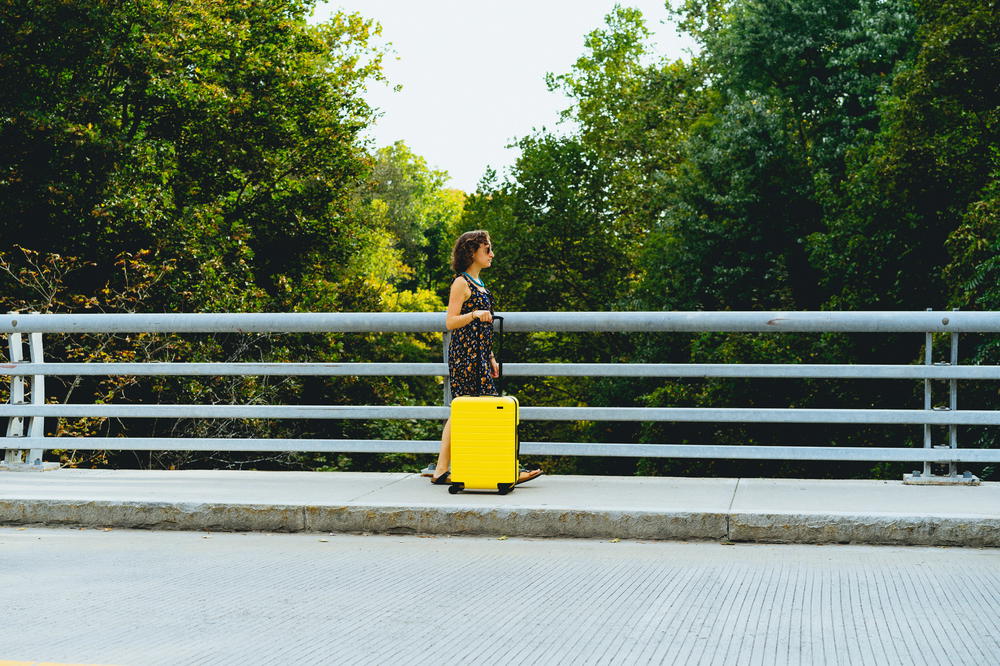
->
[2,311,999,476]
[3,310,1000,333]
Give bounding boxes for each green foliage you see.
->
[1,0,996,477]
[548,6,709,239]
[0,0,452,470]
[697,0,916,168]
[1,0,387,311]
[356,141,465,292]
[464,133,628,313]
[466,0,995,479]
[809,0,997,311]
[639,95,822,311]
[948,174,1000,312]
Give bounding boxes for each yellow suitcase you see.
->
[448,395,520,495]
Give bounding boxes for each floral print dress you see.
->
[448,273,498,398]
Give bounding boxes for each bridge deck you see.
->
[2,528,999,665]
[1,469,997,546]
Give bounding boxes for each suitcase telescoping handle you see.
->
[493,315,503,394]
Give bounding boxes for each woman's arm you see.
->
[445,277,492,330]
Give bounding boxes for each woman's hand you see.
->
[489,355,500,378]
[473,310,493,324]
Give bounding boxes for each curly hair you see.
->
[450,230,491,273]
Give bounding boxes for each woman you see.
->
[430,230,542,486]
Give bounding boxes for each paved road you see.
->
[2,528,999,665]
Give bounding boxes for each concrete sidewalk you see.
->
[1,469,997,546]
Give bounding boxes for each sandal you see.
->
[431,471,451,485]
[516,469,542,485]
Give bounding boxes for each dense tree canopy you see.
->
[0,0,445,470]
[463,0,999,479]
[1,0,996,478]
[1,0,390,312]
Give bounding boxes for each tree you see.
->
[463,133,626,314]
[1,0,388,312]
[548,6,709,242]
[691,0,916,171]
[356,141,464,292]
[812,0,998,312]
[0,0,449,470]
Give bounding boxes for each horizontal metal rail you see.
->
[4,310,1000,334]
[3,404,999,425]
[11,437,1000,462]
[3,310,997,473]
[1,362,998,380]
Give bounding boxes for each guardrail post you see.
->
[904,308,978,485]
[949,312,959,478]
[1,312,58,472]
[3,323,26,467]
[923,327,933,479]
[27,329,46,465]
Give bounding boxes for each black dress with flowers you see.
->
[448,273,498,398]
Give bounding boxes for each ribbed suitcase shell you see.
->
[449,395,519,493]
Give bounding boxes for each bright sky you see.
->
[311,1,697,192]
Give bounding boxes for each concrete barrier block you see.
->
[728,512,1000,547]
[305,504,728,540]
[0,499,306,532]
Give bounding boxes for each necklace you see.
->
[463,272,485,287]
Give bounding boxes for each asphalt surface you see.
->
[2,528,999,665]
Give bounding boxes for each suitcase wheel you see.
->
[497,483,514,495]
[448,483,464,494]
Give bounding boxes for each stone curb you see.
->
[0,499,725,541]
[0,499,307,532]
[304,505,727,540]
[3,499,999,546]
[729,512,1000,547]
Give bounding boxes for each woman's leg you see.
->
[432,417,451,480]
